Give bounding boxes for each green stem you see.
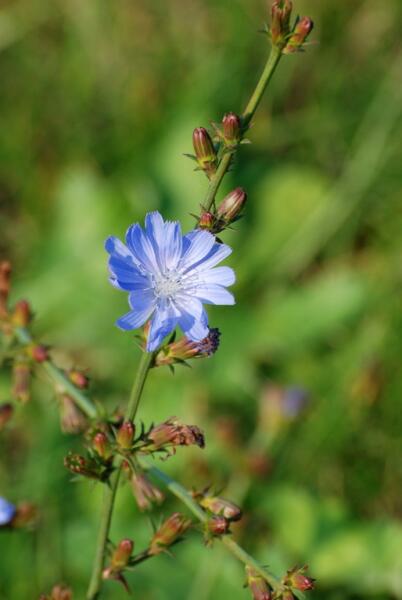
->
[14,326,97,418]
[86,351,155,600]
[203,45,282,213]
[143,463,282,593]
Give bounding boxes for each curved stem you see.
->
[203,45,282,213]
[86,351,155,600]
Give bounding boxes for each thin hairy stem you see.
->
[86,351,155,600]
[203,45,282,213]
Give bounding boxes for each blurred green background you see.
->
[1,0,402,598]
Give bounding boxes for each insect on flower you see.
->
[106,212,235,351]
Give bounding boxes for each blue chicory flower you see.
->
[106,212,235,351]
[0,496,16,526]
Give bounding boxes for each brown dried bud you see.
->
[11,502,38,528]
[28,344,49,363]
[192,127,217,178]
[283,16,314,54]
[155,329,220,367]
[0,261,11,318]
[131,471,164,511]
[246,566,272,600]
[222,112,242,146]
[68,369,89,389]
[59,394,87,434]
[149,512,191,555]
[50,584,72,600]
[93,432,113,460]
[206,516,230,536]
[11,300,32,327]
[116,421,135,450]
[217,188,247,224]
[199,495,242,522]
[0,403,14,430]
[111,539,134,570]
[12,360,31,403]
[284,565,315,591]
[271,0,293,48]
[147,417,205,450]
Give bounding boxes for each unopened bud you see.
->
[217,188,247,224]
[198,211,215,231]
[147,417,205,450]
[283,16,314,54]
[28,344,49,363]
[11,300,32,327]
[93,432,112,460]
[0,403,14,430]
[10,502,38,528]
[131,471,164,511]
[59,394,87,434]
[222,112,242,146]
[12,360,31,403]
[64,452,103,480]
[284,565,315,591]
[149,512,191,555]
[193,127,217,178]
[68,369,89,389]
[0,496,17,527]
[199,495,242,522]
[111,539,134,570]
[206,516,230,536]
[246,566,272,600]
[0,261,11,317]
[271,0,293,48]
[116,421,135,450]
[50,585,72,600]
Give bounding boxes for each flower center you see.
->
[153,270,183,299]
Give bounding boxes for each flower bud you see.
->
[192,127,217,178]
[222,112,242,146]
[147,417,205,450]
[217,188,247,224]
[93,432,113,460]
[283,16,314,54]
[198,211,215,231]
[116,421,135,450]
[0,261,11,318]
[206,516,230,536]
[12,359,31,403]
[271,0,293,49]
[59,394,87,434]
[28,344,49,363]
[246,566,272,600]
[11,299,32,327]
[10,501,37,528]
[64,452,104,480]
[199,495,242,522]
[0,403,14,430]
[155,328,221,367]
[131,471,164,511]
[50,584,72,600]
[111,539,134,570]
[281,592,294,600]
[0,496,17,527]
[149,512,191,555]
[68,369,89,389]
[284,565,315,591]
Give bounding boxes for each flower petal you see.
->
[190,242,232,273]
[164,221,183,270]
[176,296,209,341]
[180,230,216,272]
[193,284,235,305]
[197,266,235,287]
[147,300,180,351]
[126,224,160,275]
[116,301,155,331]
